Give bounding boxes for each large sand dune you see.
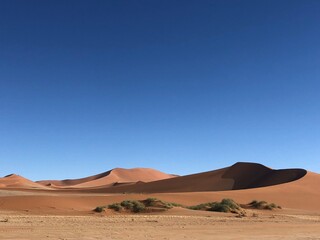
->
[100,162,307,193]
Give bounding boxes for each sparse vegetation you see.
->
[93,206,107,213]
[188,202,217,211]
[247,200,281,210]
[142,198,182,209]
[94,198,184,214]
[209,199,243,214]
[95,198,280,215]
[188,199,242,213]
[168,202,183,207]
[120,200,146,213]
[143,198,160,207]
[108,203,122,211]
[188,199,246,215]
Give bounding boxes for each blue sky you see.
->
[0,0,319,180]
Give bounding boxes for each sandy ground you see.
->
[0,211,320,240]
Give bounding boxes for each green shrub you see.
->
[189,199,244,214]
[96,198,183,214]
[108,203,122,211]
[220,199,240,211]
[142,198,182,209]
[94,206,106,213]
[120,200,146,213]
[209,203,230,212]
[208,199,241,213]
[188,202,217,211]
[248,200,281,210]
[144,198,159,207]
[120,200,135,209]
[251,201,267,209]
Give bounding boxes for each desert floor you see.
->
[1,209,320,240]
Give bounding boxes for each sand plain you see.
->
[1,210,320,240]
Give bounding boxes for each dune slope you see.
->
[37,168,176,188]
[0,174,48,189]
[101,162,307,193]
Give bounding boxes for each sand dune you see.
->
[0,174,48,189]
[37,168,176,188]
[0,162,319,213]
[0,170,319,212]
[100,162,307,193]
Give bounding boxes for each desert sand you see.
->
[0,162,319,239]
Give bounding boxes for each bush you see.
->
[209,203,230,212]
[220,199,241,211]
[188,202,217,211]
[144,198,159,207]
[142,198,182,209]
[108,203,122,211]
[94,206,106,213]
[96,198,183,214]
[248,200,281,210]
[120,200,146,213]
[189,199,244,215]
[249,200,267,209]
[208,199,241,213]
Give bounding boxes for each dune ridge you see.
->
[36,167,176,189]
[99,162,308,193]
[2,162,308,193]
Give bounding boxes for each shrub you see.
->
[220,199,241,211]
[108,203,122,211]
[249,200,267,209]
[96,198,183,214]
[248,200,281,210]
[94,206,106,213]
[120,200,146,213]
[209,203,230,212]
[144,198,159,207]
[188,202,217,211]
[189,199,244,215]
[142,198,182,209]
[208,199,241,213]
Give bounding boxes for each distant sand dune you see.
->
[36,168,176,189]
[0,174,49,189]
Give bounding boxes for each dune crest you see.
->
[37,168,176,189]
[101,162,308,193]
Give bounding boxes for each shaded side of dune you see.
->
[222,162,307,189]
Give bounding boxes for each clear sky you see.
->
[0,0,319,180]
